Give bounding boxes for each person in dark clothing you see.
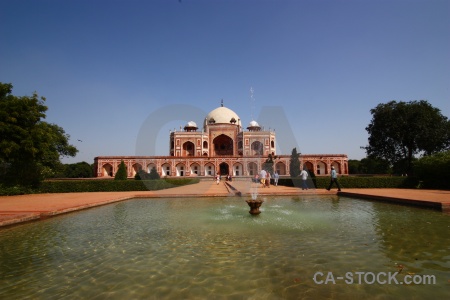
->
[326,166,341,191]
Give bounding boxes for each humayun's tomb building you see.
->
[94,104,348,178]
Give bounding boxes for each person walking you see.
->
[300,168,309,190]
[326,166,341,191]
[216,173,220,185]
[265,171,271,188]
[260,169,267,188]
[273,171,279,186]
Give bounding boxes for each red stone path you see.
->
[1,180,449,227]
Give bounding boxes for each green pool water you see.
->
[0,196,449,299]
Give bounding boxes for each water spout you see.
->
[250,186,258,200]
[246,175,263,214]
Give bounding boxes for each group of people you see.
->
[254,166,341,191]
[254,170,280,188]
[215,173,233,184]
[301,166,342,191]
[217,166,342,191]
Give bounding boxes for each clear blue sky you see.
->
[1,0,449,164]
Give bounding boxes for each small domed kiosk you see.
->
[184,121,198,132]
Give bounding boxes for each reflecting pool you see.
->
[0,196,449,299]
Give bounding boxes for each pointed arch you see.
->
[161,163,171,176]
[232,163,243,176]
[204,163,215,176]
[251,141,263,156]
[132,163,142,177]
[248,162,258,176]
[182,141,195,156]
[331,161,341,174]
[102,163,113,177]
[190,163,201,175]
[213,134,233,156]
[275,162,286,175]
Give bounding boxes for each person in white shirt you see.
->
[300,168,309,190]
[216,173,220,185]
[260,169,267,188]
[273,171,279,186]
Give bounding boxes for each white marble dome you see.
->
[185,121,197,128]
[248,120,260,127]
[205,106,240,125]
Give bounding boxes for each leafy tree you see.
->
[348,159,361,174]
[0,83,77,186]
[289,148,301,177]
[414,150,450,189]
[114,160,128,180]
[349,158,391,174]
[364,100,450,175]
[48,161,66,178]
[63,162,93,178]
[360,157,391,174]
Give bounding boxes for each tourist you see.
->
[260,169,267,188]
[216,173,220,185]
[273,171,279,186]
[326,166,341,191]
[300,168,309,190]
[265,171,271,188]
[253,174,259,183]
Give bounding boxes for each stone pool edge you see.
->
[338,189,450,213]
[1,184,450,228]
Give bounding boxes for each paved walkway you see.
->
[1,180,449,227]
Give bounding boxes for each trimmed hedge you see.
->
[279,176,418,189]
[0,176,422,196]
[37,178,200,193]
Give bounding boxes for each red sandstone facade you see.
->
[94,105,348,178]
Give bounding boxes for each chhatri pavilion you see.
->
[94,104,348,178]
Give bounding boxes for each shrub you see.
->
[149,167,160,179]
[135,167,161,180]
[38,178,200,193]
[289,148,301,178]
[114,160,127,180]
[135,170,150,180]
[278,176,417,189]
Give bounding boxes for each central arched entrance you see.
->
[213,134,233,156]
[219,162,229,175]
